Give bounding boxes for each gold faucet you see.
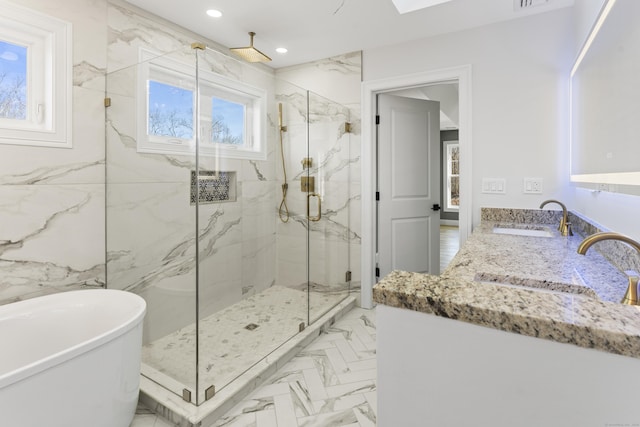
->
[539,199,572,236]
[577,232,640,305]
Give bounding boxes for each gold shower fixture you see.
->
[230,32,272,63]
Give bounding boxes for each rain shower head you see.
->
[230,32,272,63]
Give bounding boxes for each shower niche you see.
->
[190,171,237,204]
[105,44,355,409]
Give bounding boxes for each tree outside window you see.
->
[446,143,460,210]
[0,40,27,120]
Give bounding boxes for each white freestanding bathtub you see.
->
[0,289,146,427]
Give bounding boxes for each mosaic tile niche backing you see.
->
[190,171,236,205]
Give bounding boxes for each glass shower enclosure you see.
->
[105,45,353,405]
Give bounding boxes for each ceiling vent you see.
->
[514,0,550,11]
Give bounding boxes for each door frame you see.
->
[360,65,472,308]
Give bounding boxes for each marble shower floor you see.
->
[142,285,349,399]
[131,306,377,426]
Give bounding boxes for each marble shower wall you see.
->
[275,53,363,303]
[0,0,108,306]
[105,2,279,342]
[0,0,361,331]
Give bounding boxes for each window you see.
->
[211,97,244,145]
[137,49,267,160]
[148,80,194,140]
[0,41,27,121]
[444,141,460,212]
[0,2,72,147]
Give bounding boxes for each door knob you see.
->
[431,204,441,211]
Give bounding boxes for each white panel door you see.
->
[377,94,440,278]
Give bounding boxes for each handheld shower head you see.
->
[278,103,287,132]
[230,32,272,63]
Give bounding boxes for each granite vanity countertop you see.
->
[373,213,640,359]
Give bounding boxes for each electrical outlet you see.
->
[523,177,543,194]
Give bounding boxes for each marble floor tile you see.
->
[130,307,377,427]
[130,404,178,427]
[142,286,347,397]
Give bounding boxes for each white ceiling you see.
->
[124,0,574,69]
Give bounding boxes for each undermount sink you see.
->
[492,225,553,238]
[477,280,570,296]
[473,273,599,299]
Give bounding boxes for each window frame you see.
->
[443,140,460,213]
[137,49,267,160]
[0,1,72,148]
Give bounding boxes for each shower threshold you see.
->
[138,288,356,426]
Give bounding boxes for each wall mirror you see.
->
[571,0,640,191]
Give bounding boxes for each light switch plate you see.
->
[482,178,506,194]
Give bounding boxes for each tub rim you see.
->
[0,289,146,389]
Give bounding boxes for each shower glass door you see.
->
[195,48,305,404]
[307,91,352,324]
[106,45,354,407]
[105,46,198,400]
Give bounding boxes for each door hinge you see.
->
[375,115,380,125]
[344,122,352,133]
[104,97,111,107]
[345,270,352,282]
[205,385,215,400]
[375,267,380,277]
[375,192,380,201]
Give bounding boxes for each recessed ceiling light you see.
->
[391,0,453,14]
[276,47,288,54]
[206,9,222,18]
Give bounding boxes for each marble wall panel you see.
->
[106,182,198,293]
[241,235,277,296]
[0,184,105,304]
[105,1,279,341]
[0,0,360,318]
[276,233,308,289]
[242,181,277,240]
[274,53,362,305]
[0,0,108,304]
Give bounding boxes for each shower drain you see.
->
[244,323,259,331]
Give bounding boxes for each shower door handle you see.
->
[307,193,322,222]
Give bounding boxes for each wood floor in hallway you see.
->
[440,225,460,273]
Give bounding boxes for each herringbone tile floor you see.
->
[131,307,377,427]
